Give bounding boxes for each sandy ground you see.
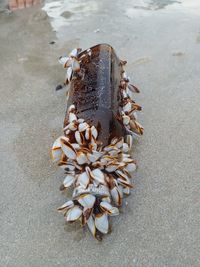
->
[0,0,200,266]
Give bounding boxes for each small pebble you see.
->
[55,84,63,91]
[94,29,100,33]
[172,52,184,57]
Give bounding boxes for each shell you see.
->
[95,213,109,234]
[100,201,119,216]
[87,215,96,237]
[91,126,98,139]
[57,200,74,212]
[69,112,77,123]
[60,138,77,159]
[66,206,82,222]
[125,135,133,149]
[51,137,62,162]
[69,48,81,58]
[111,186,123,206]
[125,162,137,172]
[77,172,90,188]
[91,169,106,185]
[63,175,75,188]
[76,152,88,165]
[78,194,96,208]
[59,56,69,67]
[75,131,84,145]
[78,122,89,132]
[71,58,80,72]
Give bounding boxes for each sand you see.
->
[0,0,200,266]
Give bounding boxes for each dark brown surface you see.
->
[65,44,125,146]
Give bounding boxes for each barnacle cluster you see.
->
[120,66,144,135]
[51,45,143,240]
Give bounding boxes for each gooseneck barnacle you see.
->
[51,44,143,240]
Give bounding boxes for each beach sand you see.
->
[0,0,200,266]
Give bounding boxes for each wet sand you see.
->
[0,0,200,266]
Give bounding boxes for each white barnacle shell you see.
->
[101,155,114,164]
[93,151,103,159]
[66,67,73,82]
[66,206,82,222]
[87,151,102,163]
[125,135,133,149]
[91,161,104,169]
[115,170,129,180]
[101,196,111,203]
[71,143,80,150]
[60,137,77,160]
[111,137,119,145]
[100,202,119,216]
[87,215,96,237]
[65,129,70,135]
[122,71,128,80]
[122,89,128,98]
[125,162,137,172]
[90,137,98,151]
[63,174,75,188]
[87,48,92,56]
[85,127,92,140]
[123,187,130,195]
[111,186,123,206]
[69,48,81,58]
[74,131,83,145]
[59,164,71,171]
[130,120,144,135]
[95,213,109,234]
[123,101,132,113]
[77,118,84,123]
[122,143,129,153]
[122,115,130,125]
[69,112,77,123]
[115,137,124,149]
[78,194,96,208]
[68,104,76,112]
[59,56,70,67]
[67,122,78,131]
[91,168,105,184]
[122,158,134,163]
[118,162,126,169]
[117,178,132,188]
[51,137,62,162]
[76,151,88,165]
[87,153,97,163]
[71,58,80,72]
[103,144,115,152]
[51,136,63,148]
[100,158,107,165]
[57,200,74,211]
[64,162,76,171]
[91,125,98,139]
[78,122,89,132]
[77,171,90,188]
[106,162,119,172]
[121,153,131,159]
[108,148,120,157]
